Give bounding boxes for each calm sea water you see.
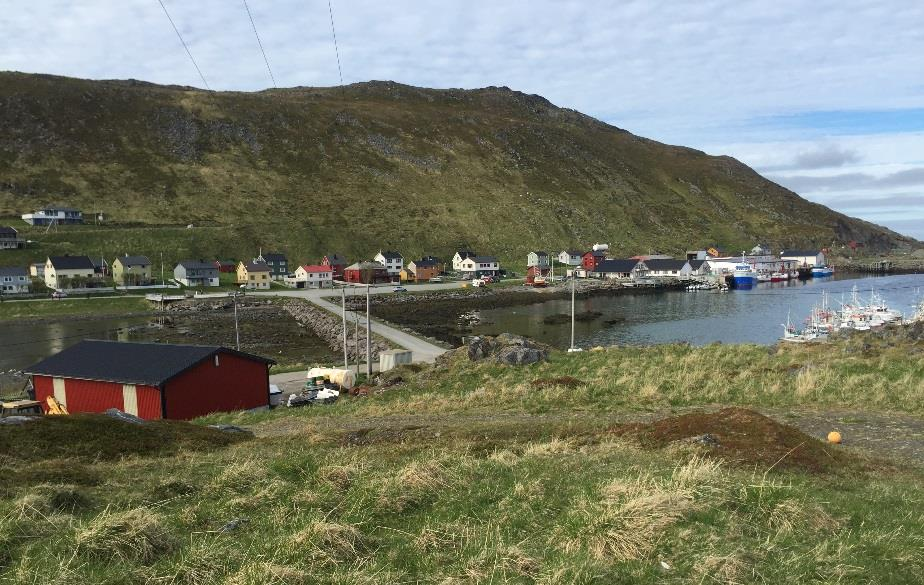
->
[469,274,924,348]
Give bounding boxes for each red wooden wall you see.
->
[163,352,269,420]
[32,375,162,418]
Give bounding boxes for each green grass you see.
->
[0,296,151,321]
[2,331,924,582]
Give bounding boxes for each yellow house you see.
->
[112,254,153,286]
[237,261,271,290]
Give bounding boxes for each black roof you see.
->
[780,249,821,257]
[243,261,270,272]
[644,259,689,270]
[421,255,442,263]
[48,255,95,270]
[116,255,150,267]
[324,253,346,264]
[24,340,274,387]
[688,259,706,270]
[412,259,439,267]
[177,260,217,270]
[0,266,27,277]
[0,226,17,236]
[586,250,606,257]
[595,259,640,273]
[261,253,287,262]
[531,251,548,257]
[456,249,475,258]
[378,250,402,260]
[472,255,498,263]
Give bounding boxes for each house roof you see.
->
[48,255,95,270]
[471,256,498,263]
[0,266,28,277]
[780,249,821,257]
[455,250,475,258]
[116,255,150,267]
[346,261,387,271]
[24,340,274,388]
[39,206,81,213]
[177,260,217,270]
[595,259,640,273]
[0,226,17,236]
[377,250,402,260]
[531,251,548,257]
[323,254,346,264]
[421,255,442,263]
[644,259,689,270]
[243,261,271,272]
[688,260,706,270]
[584,250,606,258]
[411,259,439,268]
[300,264,331,274]
[260,253,287,262]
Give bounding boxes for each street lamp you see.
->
[567,273,582,353]
[234,284,245,350]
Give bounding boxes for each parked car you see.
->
[51,291,67,300]
[392,286,408,292]
[430,276,443,283]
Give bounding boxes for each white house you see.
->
[452,249,476,271]
[44,256,97,289]
[780,250,825,267]
[527,251,550,268]
[22,206,83,226]
[289,264,333,289]
[643,259,690,279]
[0,266,30,294]
[557,250,583,266]
[459,255,499,277]
[374,250,403,279]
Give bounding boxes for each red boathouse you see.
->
[25,340,275,420]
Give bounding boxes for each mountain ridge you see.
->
[0,71,915,265]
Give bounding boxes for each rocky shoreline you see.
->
[282,299,391,361]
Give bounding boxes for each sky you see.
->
[3,0,923,240]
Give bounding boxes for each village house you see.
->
[452,249,476,271]
[459,255,499,278]
[0,266,30,294]
[581,250,607,272]
[420,255,445,273]
[781,249,825,267]
[593,259,646,280]
[374,250,403,280]
[256,252,289,280]
[643,259,691,279]
[44,255,97,290]
[237,261,271,290]
[686,259,711,277]
[527,251,550,268]
[174,260,219,287]
[25,340,275,420]
[405,258,441,282]
[112,254,152,286]
[344,261,389,284]
[29,262,44,278]
[288,264,333,289]
[21,206,83,226]
[213,260,237,273]
[557,250,583,266]
[0,226,25,250]
[322,254,347,280]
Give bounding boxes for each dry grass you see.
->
[75,507,173,562]
[289,520,368,564]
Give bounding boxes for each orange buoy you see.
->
[827,431,842,444]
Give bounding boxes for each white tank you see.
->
[592,243,609,252]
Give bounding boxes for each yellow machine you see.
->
[45,396,69,415]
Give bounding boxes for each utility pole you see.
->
[341,286,348,368]
[568,273,582,352]
[160,252,164,286]
[234,293,240,351]
[354,313,360,372]
[365,284,372,377]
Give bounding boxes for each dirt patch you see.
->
[612,407,857,474]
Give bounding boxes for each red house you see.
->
[343,261,389,284]
[213,260,237,273]
[25,340,275,420]
[322,254,347,280]
[582,250,606,271]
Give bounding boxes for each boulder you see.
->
[105,408,145,424]
[495,345,546,365]
[0,416,38,426]
[467,333,550,365]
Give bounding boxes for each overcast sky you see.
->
[3,0,923,239]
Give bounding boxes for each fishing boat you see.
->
[770,271,786,282]
[797,265,813,279]
[732,260,757,288]
[757,272,772,283]
[811,265,834,277]
[780,309,830,343]
[532,276,548,288]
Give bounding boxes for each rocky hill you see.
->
[0,71,915,264]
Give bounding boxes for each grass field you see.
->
[0,296,151,321]
[2,327,923,583]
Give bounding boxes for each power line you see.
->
[327,0,344,87]
[242,0,277,88]
[157,0,211,90]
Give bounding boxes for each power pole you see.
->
[365,284,372,377]
[234,293,241,350]
[341,286,348,368]
[354,313,360,372]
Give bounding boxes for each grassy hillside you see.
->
[0,72,916,269]
[2,329,924,582]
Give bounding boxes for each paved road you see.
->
[259,281,467,373]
